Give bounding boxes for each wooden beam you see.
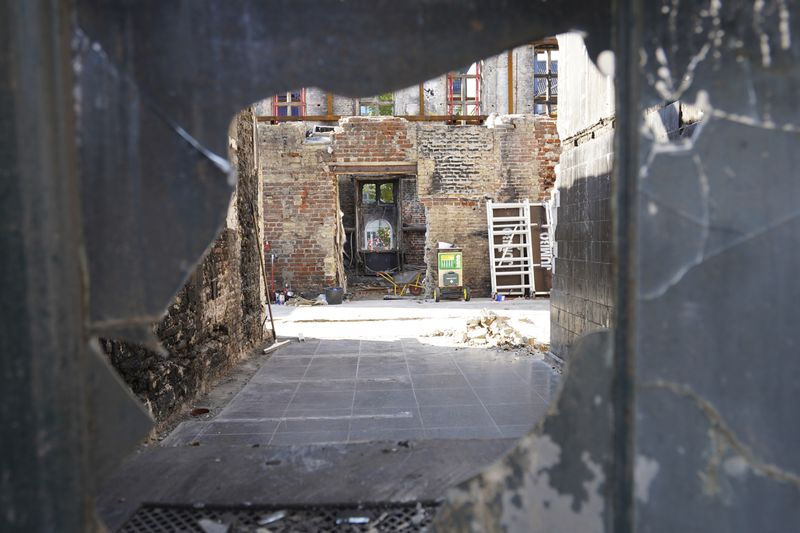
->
[403,114,487,123]
[330,161,418,175]
[256,115,341,122]
[532,37,559,48]
[332,161,417,167]
[418,83,425,116]
[507,50,514,114]
[256,114,487,124]
[333,167,416,175]
[326,92,334,115]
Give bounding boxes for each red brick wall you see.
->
[333,118,426,269]
[259,116,560,296]
[334,117,415,162]
[533,119,560,200]
[416,116,560,296]
[400,176,426,265]
[260,123,339,294]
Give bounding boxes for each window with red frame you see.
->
[447,63,480,115]
[273,89,305,117]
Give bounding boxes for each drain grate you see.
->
[119,502,439,532]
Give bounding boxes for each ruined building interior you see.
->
[3,1,799,533]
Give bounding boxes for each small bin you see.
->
[325,287,344,305]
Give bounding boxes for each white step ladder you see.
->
[486,200,536,296]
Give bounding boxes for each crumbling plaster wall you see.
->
[481,45,537,115]
[102,111,267,422]
[392,75,450,115]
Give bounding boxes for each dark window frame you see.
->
[533,42,558,116]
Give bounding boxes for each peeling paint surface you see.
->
[634,455,659,503]
[434,332,612,532]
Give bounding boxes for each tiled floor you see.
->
[164,338,560,447]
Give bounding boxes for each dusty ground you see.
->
[153,297,551,443]
[271,297,550,345]
[104,297,558,529]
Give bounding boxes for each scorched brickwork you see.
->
[259,116,560,297]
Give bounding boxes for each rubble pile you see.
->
[429,309,550,355]
[462,309,524,347]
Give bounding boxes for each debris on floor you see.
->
[121,503,439,532]
[286,295,328,306]
[197,518,230,533]
[426,309,550,356]
[257,511,286,525]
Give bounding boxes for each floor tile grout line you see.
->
[267,344,316,445]
[401,340,426,431]
[347,340,362,443]
[215,346,311,419]
[509,364,555,403]
[450,353,504,437]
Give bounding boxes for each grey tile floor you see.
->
[164,338,560,447]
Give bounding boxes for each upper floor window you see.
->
[533,44,558,116]
[447,63,481,115]
[273,89,305,117]
[358,93,394,116]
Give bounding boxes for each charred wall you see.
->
[416,117,559,296]
[260,115,559,296]
[102,111,267,422]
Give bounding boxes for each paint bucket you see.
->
[325,287,344,305]
[495,294,506,302]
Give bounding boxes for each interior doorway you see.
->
[355,177,401,273]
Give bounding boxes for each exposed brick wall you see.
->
[400,176,426,265]
[259,123,340,294]
[416,117,560,297]
[260,116,560,297]
[421,197,491,296]
[338,176,356,230]
[334,116,416,162]
[103,110,266,422]
[550,125,614,360]
[333,118,425,271]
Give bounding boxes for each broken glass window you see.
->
[379,183,395,204]
[361,183,377,204]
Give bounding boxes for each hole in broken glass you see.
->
[99,31,589,530]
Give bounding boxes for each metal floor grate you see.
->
[119,502,439,532]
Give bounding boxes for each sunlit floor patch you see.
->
[164,337,559,446]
